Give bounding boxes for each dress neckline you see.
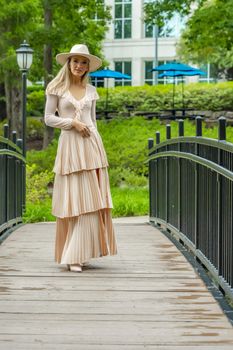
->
[68,85,88,102]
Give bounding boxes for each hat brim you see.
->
[56,52,102,72]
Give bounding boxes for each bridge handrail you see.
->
[148,116,233,302]
[0,124,26,241]
[0,136,23,154]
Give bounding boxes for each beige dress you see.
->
[44,83,117,265]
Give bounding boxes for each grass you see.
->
[23,117,233,223]
[23,186,149,222]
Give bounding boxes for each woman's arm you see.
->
[91,99,97,129]
[44,94,73,130]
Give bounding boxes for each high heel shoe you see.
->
[69,264,82,272]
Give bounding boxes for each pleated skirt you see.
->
[52,167,117,265]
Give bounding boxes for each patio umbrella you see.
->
[150,62,205,109]
[89,68,131,110]
[158,70,206,109]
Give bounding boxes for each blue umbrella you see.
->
[151,62,201,72]
[90,68,131,109]
[150,62,205,110]
[158,69,206,109]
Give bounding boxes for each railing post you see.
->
[194,117,202,249]
[218,117,226,141]
[177,120,184,232]
[166,124,171,140]
[12,131,17,144]
[217,117,226,276]
[148,138,154,219]
[3,125,9,224]
[4,124,9,139]
[165,124,171,223]
[196,116,202,137]
[16,139,24,217]
[148,138,154,151]
[178,120,184,137]
[155,131,160,145]
[11,132,17,219]
[155,132,160,221]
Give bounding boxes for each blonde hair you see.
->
[46,58,89,95]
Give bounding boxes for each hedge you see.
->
[26,82,233,117]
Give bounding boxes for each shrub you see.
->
[27,89,45,116]
[27,117,45,141]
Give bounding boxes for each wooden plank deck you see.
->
[0,217,232,349]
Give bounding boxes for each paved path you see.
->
[0,217,232,349]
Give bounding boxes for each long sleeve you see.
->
[44,94,73,130]
[91,99,97,129]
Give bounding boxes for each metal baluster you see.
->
[195,117,202,249]
[148,138,154,219]
[217,117,226,276]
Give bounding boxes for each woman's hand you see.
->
[71,119,90,137]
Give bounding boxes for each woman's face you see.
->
[69,55,89,78]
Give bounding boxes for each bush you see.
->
[27,89,45,117]
[27,117,45,141]
[96,82,233,113]
[24,82,233,118]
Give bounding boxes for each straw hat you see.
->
[56,44,102,72]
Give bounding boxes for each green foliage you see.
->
[177,0,233,71]
[97,83,233,113]
[23,200,55,223]
[23,83,233,119]
[23,186,149,221]
[27,117,45,140]
[25,115,228,222]
[27,90,45,116]
[144,0,204,26]
[26,164,54,204]
[111,187,149,217]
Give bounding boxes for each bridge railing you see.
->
[148,116,233,301]
[0,124,26,240]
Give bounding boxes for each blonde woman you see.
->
[44,44,117,272]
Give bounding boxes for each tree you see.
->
[144,0,205,26]
[144,0,233,79]
[30,0,111,148]
[0,0,111,146]
[0,0,39,136]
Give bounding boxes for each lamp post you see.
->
[154,24,158,85]
[16,40,33,212]
[16,40,33,157]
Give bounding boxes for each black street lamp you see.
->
[16,40,34,157]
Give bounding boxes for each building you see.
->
[94,0,184,87]
[93,0,213,87]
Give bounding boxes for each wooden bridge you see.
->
[1,117,233,348]
[0,217,233,349]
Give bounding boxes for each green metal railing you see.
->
[0,124,26,240]
[148,117,233,301]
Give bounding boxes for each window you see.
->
[144,61,154,85]
[91,77,104,88]
[114,61,132,86]
[114,0,132,39]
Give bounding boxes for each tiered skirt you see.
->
[52,128,117,265]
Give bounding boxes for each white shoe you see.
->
[69,264,82,272]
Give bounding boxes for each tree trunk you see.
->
[4,71,22,140]
[0,83,7,121]
[43,1,54,149]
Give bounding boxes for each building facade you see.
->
[96,0,183,87]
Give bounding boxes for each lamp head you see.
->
[16,40,33,72]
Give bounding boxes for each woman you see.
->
[44,44,117,272]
